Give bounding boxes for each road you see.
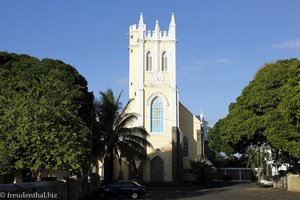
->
[145,183,300,200]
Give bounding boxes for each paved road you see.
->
[145,183,300,200]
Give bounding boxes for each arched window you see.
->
[146,51,152,71]
[151,98,163,132]
[161,51,167,71]
[183,136,189,157]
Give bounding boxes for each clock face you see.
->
[152,72,163,83]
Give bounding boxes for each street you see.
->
[144,183,300,200]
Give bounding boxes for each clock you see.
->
[152,72,163,83]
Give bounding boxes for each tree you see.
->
[92,89,152,184]
[190,156,216,184]
[244,144,270,180]
[209,59,300,173]
[0,52,94,178]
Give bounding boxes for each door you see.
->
[150,156,164,182]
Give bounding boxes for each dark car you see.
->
[102,180,146,199]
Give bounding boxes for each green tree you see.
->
[92,89,152,184]
[209,59,300,173]
[0,52,94,178]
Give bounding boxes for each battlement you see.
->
[129,24,137,32]
[129,13,176,41]
[145,29,175,40]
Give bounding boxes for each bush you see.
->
[190,156,216,184]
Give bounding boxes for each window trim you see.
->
[147,93,169,134]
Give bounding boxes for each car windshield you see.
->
[109,181,142,187]
[131,181,142,186]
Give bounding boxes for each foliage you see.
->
[0,52,94,175]
[210,152,246,168]
[190,156,216,183]
[92,89,152,183]
[209,59,300,172]
[244,144,271,180]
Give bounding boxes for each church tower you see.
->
[129,13,182,183]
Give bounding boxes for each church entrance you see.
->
[150,156,164,182]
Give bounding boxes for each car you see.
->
[102,180,146,199]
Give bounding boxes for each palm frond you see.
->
[93,89,153,182]
[118,127,149,137]
[128,127,151,137]
[120,139,149,155]
[119,130,152,148]
[114,112,138,130]
[114,98,137,129]
[118,141,149,161]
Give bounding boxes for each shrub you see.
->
[190,156,216,184]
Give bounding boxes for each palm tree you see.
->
[92,89,152,184]
[244,144,270,181]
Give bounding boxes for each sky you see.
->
[1,0,300,126]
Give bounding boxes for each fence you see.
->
[213,168,253,182]
[0,174,100,200]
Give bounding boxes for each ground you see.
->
[145,183,300,200]
[95,182,300,200]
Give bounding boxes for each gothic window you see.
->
[162,51,167,71]
[151,98,163,132]
[183,136,189,157]
[146,51,152,71]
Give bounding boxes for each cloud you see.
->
[179,58,230,76]
[271,38,300,50]
[193,58,230,65]
[113,76,128,86]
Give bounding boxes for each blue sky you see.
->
[1,0,300,126]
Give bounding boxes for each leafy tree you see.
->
[92,89,152,184]
[209,59,300,173]
[0,52,94,178]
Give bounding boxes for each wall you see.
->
[273,175,287,190]
[287,174,300,192]
[179,103,200,169]
[273,173,300,192]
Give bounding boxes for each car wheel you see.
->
[131,192,138,199]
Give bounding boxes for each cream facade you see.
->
[123,13,208,184]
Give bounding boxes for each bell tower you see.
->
[128,13,181,184]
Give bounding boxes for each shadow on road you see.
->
[91,182,253,199]
[145,182,247,199]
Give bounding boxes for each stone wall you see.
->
[273,173,300,192]
[287,174,300,192]
[273,175,287,190]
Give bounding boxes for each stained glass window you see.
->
[151,98,163,132]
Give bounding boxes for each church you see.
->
[123,13,209,184]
